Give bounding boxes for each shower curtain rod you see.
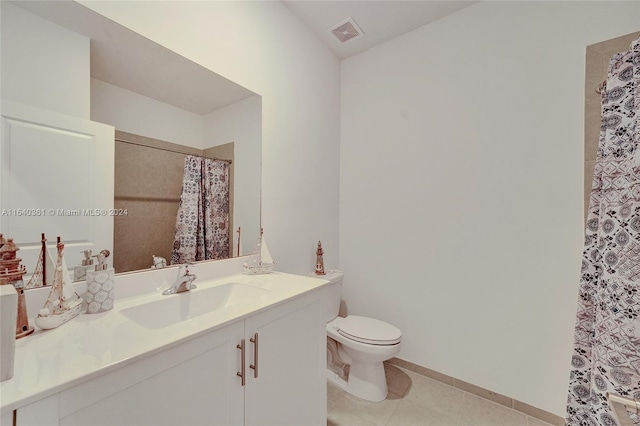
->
[116,137,233,164]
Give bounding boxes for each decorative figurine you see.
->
[25,233,50,289]
[35,238,83,330]
[315,241,325,275]
[0,237,34,338]
[151,255,167,269]
[242,228,274,274]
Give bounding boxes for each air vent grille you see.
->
[328,18,364,44]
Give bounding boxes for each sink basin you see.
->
[120,282,271,329]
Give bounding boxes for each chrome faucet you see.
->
[162,264,197,295]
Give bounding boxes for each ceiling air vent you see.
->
[328,18,364,44]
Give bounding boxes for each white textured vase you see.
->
[1,285,17,381]
[84,268,114,314]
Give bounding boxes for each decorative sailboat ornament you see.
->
[242,228,274,274]
[24,233,53,289]
[35,239,83,330]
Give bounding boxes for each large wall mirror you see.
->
[1,1,261,278]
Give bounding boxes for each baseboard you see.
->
[386,357,564,426]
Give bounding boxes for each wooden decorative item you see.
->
[35,239,83,330]
[315,241,325,275]
[0,237,34,338]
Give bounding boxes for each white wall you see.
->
[340,1,640,417]
[91,79,204,149]
[204,95,262,254]
[79,1,341,273]
[1,3,89,119]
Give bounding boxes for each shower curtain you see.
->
[566,38,640,426]
[171,155,230,265]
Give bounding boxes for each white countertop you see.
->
[0,260,329,414]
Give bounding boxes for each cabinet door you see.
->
[15,394,59,426]
[59,321,244,426]
[244,294,326,426]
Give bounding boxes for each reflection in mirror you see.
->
[1,1,262,278]
[113,131,238,273]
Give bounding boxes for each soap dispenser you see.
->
[73,250,93,282]
[84,250,114,314]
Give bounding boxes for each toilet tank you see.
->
[317,270,343,322]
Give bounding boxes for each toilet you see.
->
[319,270,402,402]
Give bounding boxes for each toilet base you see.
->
[326,360,388,402]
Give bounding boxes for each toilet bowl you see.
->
[317,270,402,402]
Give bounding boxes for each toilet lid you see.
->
[337,315,402,345]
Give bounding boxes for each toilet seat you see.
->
[336,315,402,345]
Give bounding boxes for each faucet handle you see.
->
[179,263,195,275]
[163,264,197,295]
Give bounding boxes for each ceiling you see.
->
[282,1,478,60]
[12,1,478,115]
[12,1,256,115]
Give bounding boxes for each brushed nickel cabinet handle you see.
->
[237,339,245,386]
[249,333,259,379]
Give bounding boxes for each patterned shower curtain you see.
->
[566,38,640,426]
[171,155,230,265]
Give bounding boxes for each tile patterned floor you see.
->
[327,364,555,426]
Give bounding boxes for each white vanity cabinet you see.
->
[14,323,245,426]
[244,293,326,425]
[13,291,326,426]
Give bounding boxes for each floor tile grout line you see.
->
[384,392,402,426]
[455,391,468,426]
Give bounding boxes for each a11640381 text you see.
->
[1,208,128,217]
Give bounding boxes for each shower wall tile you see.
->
[584,51,603,89]
[584,31,640,222]
[113,131,236,272]
[114,216,148,272]
[114,144,142,198]
[584,160,596,216]
[583,97,601,162]
[114,132,199,273]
